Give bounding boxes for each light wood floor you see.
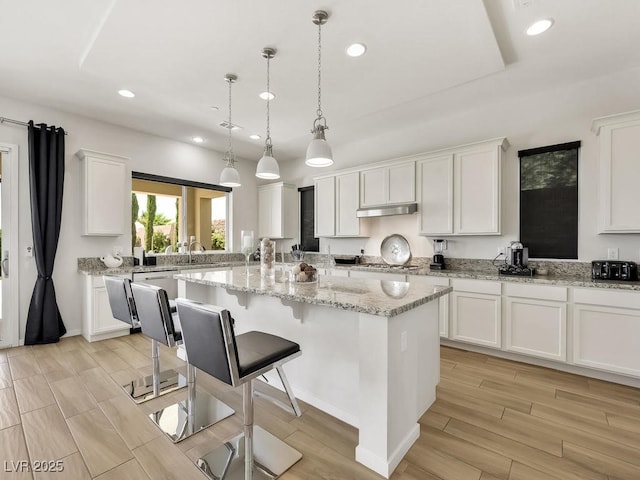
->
[1,335,639,479]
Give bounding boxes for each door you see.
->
[0,143,19,348]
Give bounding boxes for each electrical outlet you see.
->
[25,246,33,257]
[498,247,505,256]
[400,331,408,352]
[113,246,123,256]
[607,247,619,260]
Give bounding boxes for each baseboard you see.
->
[355,423,420,478]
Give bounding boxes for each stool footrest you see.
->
[122,369,186,403]
[196,426,302,480]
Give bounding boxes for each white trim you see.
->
[355,423,420,478]
[0,142,20,348]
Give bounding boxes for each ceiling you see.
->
[1,0,639,163]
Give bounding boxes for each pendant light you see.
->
[219,73,241,187]
[305,10,333,167]
[256,47,280,179]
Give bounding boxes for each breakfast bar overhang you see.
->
[175,267,451,478]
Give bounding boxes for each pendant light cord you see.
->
[225,75,235,166]
[316,19,323,120]
[265,53,272,147]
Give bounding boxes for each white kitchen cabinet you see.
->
[418,276,450,338]
[77,149,129,236]
[348,270,406,281]
[314,173,362,237]
[573,288,640,377]
[314,176,335,237]
[258,182,297,239]
[417,155,454,234]
[82,275,130,342]
[592,109,640,233]
[417,138,508,236]
[503,283,567,362]
[450,279,501,348]
[360,161,415,207]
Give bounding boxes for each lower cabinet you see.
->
[450,279,501,348]
[82,275,130,342]
[503,283,567,362]
[573,288,640,377]
[504,297,567,361]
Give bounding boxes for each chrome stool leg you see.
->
[121,339,186,403]
[148,362,235,443]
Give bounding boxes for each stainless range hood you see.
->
[356,203,418,218]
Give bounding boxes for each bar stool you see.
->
[104,275,184,403]
[176,298,303,480]
[131,283,235,442]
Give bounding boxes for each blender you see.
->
[430,239,447,270]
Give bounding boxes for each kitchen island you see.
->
[175,266,451,478]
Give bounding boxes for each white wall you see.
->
[0,95,258,341]
[281,66,640,262]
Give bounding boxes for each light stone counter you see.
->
[174,265,451,317]
[176,264,450,478]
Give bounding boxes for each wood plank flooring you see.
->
[0,336,639,479]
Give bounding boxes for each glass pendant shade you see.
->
[219,163,241,187]
[256,145,280,179]
[305,126,333,167]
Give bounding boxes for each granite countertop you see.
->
[175,266,452,317]
[79,257,640,291]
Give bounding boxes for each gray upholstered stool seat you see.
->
[176,298,303,480]
[131,283,234,442]
[104,275,184,403]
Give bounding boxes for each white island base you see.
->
[177,272,444,478]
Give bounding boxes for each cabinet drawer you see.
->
[503,283,567,302]
[574,287,640,309]
[451,278,501,295]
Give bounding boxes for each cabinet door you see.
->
[454,146,500,234]
[451,291,501,348]
[505,297,566,361]
[360,167,387,207]
[388,162,415,204]
[258,187,276,238]
[335,172,360,236]
[598,119,640,232]
[417,155,453,235]
[79,151,128,236]
[573,304,640,376]
[315,177,335,237]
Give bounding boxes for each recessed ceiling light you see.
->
[259,91,275,100]
[118,89,135,98]
[526,18,554,36]
[249,134,261,140]
[192,136,204,143]
[210,106,219,111]
[346,43,367,57]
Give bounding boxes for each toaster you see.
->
[591,260,638,281]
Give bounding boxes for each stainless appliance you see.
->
[430,239,447,270]
[499,241,536,276]
[132,269,178,300]
[592,260,638,280]
[356,203,418,218]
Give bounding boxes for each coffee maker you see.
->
[430,239,447,270]
[499,241,536,276]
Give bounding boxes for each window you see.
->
[131,172,230,253]
[519,141,580,259]
[299,186,319,252]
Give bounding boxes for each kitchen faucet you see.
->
[188,239,205,264]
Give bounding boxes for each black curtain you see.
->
[24,121,66,344]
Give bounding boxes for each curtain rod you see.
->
[0,116,68,135]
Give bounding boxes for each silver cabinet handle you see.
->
[2,257,8,278]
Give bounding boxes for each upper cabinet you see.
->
[77,149,129,236]
[258,182,297,239]
[592,109,640,233]
[417,137,508,236]
[360,161,415,207]
[314,172,362,237]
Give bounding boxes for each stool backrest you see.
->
[130,283,179,347]
[175,299,239,386]
[104,276,137,326]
